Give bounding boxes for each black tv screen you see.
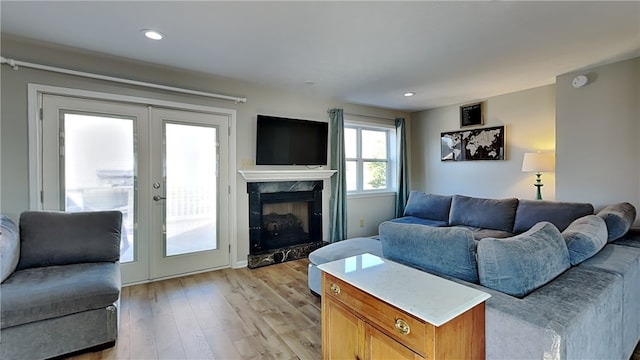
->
[256,115,328,165]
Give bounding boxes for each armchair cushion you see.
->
[1,215,20,283]
[1,262,120,328]
[17,211,122,270]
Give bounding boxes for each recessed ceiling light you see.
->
[142,29,165,41]
[304,80,315,85]
[403,92,415,97]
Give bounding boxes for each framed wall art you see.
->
[441,125,505,161]
[460,101,484,127]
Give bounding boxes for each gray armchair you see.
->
[0,211,122,360]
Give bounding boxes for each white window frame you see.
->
[344,121,397,197]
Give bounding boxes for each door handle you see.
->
[153,195,166,201]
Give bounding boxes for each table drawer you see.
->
[323,272,431,357]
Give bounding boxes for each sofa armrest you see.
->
[17,211,122,270]
[444,266,624,359]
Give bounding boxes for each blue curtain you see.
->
[395,117,409,217]
[329,109,347,242]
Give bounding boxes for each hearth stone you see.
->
[248,241,327,269]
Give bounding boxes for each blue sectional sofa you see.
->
[308,192,639,359]
[0,211,122,360]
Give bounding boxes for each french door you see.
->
[40,94,230,283]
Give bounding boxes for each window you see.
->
[345,124,396,193]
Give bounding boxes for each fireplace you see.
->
[247,180,325,268]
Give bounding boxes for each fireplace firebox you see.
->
[247,181,325,268]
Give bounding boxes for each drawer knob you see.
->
[330,283,341,295]
[395,318,411,335]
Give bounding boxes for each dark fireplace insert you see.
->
[247,180,325,268]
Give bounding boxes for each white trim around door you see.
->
[27,83,241,275]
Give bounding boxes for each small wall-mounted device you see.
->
[571,74,588,88]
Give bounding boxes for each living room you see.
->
[1,1,639,359]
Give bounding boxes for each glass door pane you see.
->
[62,113,136,262]
[163,122,218,256]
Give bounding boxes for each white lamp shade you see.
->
[522,152,555,173]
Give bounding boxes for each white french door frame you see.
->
[27,83,240,272]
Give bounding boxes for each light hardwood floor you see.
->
[71,259,321,360]
[70,258,640,360]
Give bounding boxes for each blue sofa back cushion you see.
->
[562,215,608,265]
[449,195,518,232]
[513,199,594,234]
[379,221,479,283]
[1,215,20,283]
[477,221,570,298]
[596,202,636,241]
[403,191,452,222]
[17,211,122,270]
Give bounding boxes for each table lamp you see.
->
[522,152,555,200]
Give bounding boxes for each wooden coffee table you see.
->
[319,253,490,360]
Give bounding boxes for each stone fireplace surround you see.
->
[239,170,336,268]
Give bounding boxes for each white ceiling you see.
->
[2,1,639,111]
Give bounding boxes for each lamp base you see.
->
[534,184,543,200]
[534,172,544,200]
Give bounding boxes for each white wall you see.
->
[410,85,556,200]
[556,57,640,213]
[410,57,640,226]
[346,194,397,238]
[0,37,408,266]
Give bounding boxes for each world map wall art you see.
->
[441,125,505,161]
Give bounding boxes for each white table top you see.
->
[318,253,491,327]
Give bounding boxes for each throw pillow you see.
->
[596,202,637,242]
[379,221,479,283]
[477,221,570,298]
[1,215,20,283]
[403,191,452,222]
[449,194,518,232]
[562,215,608,265]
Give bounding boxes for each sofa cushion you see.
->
[403,191,452,222]
[17,211,122,270]
[1,215,20,283]
[0,262,121,328]
[562,215,608,265]
[388,216,448,227]
[596,202,637,241]
[612,229,640,249]
[477,221,570,298]
[308,237,382,265]
[455,225,514,240]
[449,195,518,232]
[513,199,594,234]
[379,221,479,283]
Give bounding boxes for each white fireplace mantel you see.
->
[238,169,337,182]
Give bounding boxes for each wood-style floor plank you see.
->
[69,259,321,360]
[61,258,640,360]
